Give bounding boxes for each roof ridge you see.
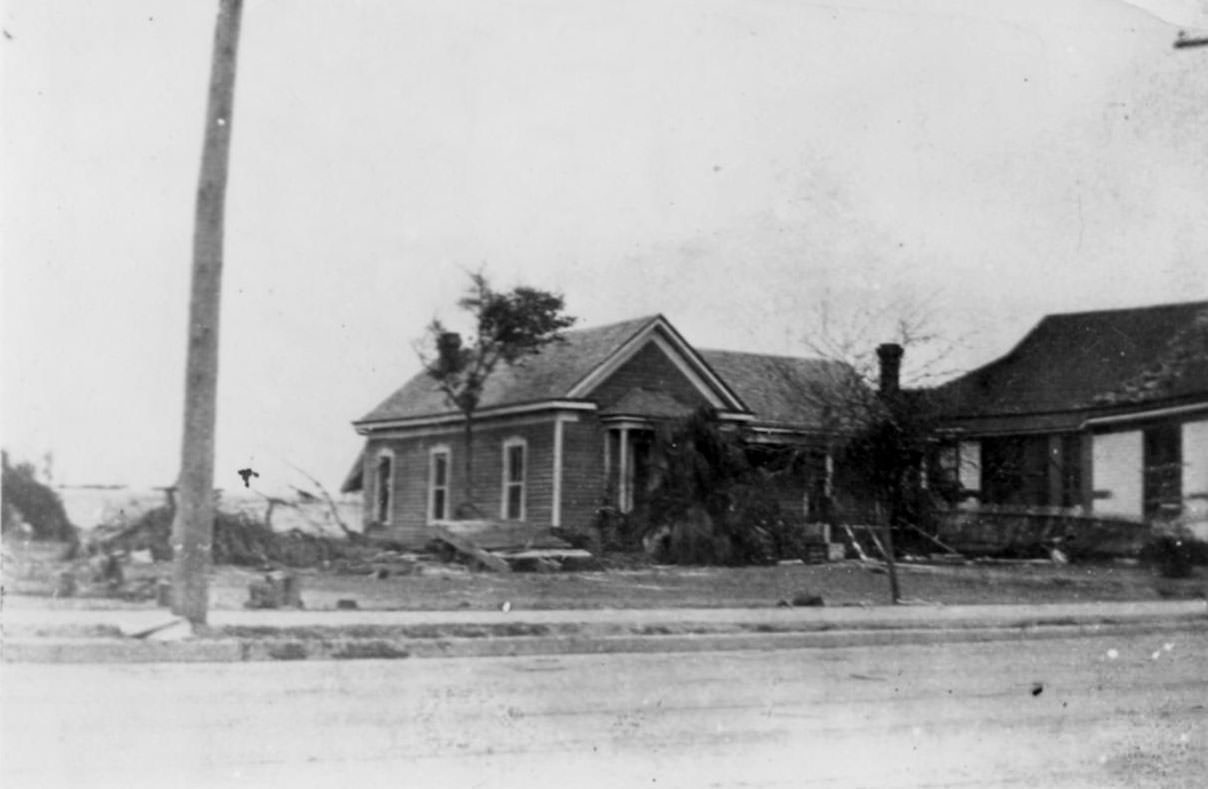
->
[956,298,1208,384]
[1037,299,1208,321]
[938,299,1208,417]
[698,347,833,363]
[562,313,661,337]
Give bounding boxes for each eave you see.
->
[353,399,598,434]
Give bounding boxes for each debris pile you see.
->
[427,520,602,573]
[88,506,356,568]
[246,571,304,609]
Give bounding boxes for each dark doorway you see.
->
[1144,424,1182,519]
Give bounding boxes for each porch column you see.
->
[618,427,631,513]
[1047,434,1064,507]
[822,449,834,543]
[551,417,565,528]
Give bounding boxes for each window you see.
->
[502,438,526,520]
[982,435,1049,507]
[374,450,394,525]
[930,443,961,503]
[429,447,450,522]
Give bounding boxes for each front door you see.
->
[629,430,655,517]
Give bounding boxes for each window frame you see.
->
[501,437,527,521]
[428,445,451,523]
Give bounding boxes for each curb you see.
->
[4,619,1199,664]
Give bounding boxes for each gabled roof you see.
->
[939,300,1208,420]
[357,315,661,425]
[354,314,858,432]
[357,314,761,427]
[699,350,858,431]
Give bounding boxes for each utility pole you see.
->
[171,0,244,625]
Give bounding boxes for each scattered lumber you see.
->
[430,525,512,573]
[501,548,599,572]
[841,524,871,562]
[865,525,890,561]
[905,523,963,557]
[435,519,570,551]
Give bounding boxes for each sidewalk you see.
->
[4,600,1205,663]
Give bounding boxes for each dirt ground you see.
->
[5,538,1201,611]
[201,561,1186,611]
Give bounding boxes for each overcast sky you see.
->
[3,0,1207,493]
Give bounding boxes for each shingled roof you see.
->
[357,315,660,424]
[355,314,857,431]
[939,300,1208,420]
[698,350,857,431]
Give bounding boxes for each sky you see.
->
[3,0,1207,494]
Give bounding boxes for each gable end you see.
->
[567,317,749,413]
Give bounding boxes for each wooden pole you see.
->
[881,504,902,604]
[463,411,475,514]
[171,0,244,625]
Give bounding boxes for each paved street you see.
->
[3,631,1205,788]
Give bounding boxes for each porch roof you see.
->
[937,300,1208,424]
[698,349,858,431]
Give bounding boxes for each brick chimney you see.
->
[436,331,463,375]
[877,343,903,396]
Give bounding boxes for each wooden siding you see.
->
[588,342,713,410]
[363,420,557,545]
[559,415,607,530]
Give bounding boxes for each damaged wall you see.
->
[1183,419,1208,539]
[1091,430,1143,518]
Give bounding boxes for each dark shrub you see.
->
[1,451,75,542]
[593,505,645,553]
[643,409,808,566]
[1140,534,1204,579]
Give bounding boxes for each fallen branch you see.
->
[285,461,362,542]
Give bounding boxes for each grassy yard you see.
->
[204,561,1181,611]
[6,537,1196,611]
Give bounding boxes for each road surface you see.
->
[3,631,1205,788]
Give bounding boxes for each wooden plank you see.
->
[841,523,870,562]
[499,549,594,560]
[430,526,512,573]
[434,519,570,551]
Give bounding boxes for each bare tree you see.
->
[797,294,966,603]
[806,291,968,391]
[416,271,575,516]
